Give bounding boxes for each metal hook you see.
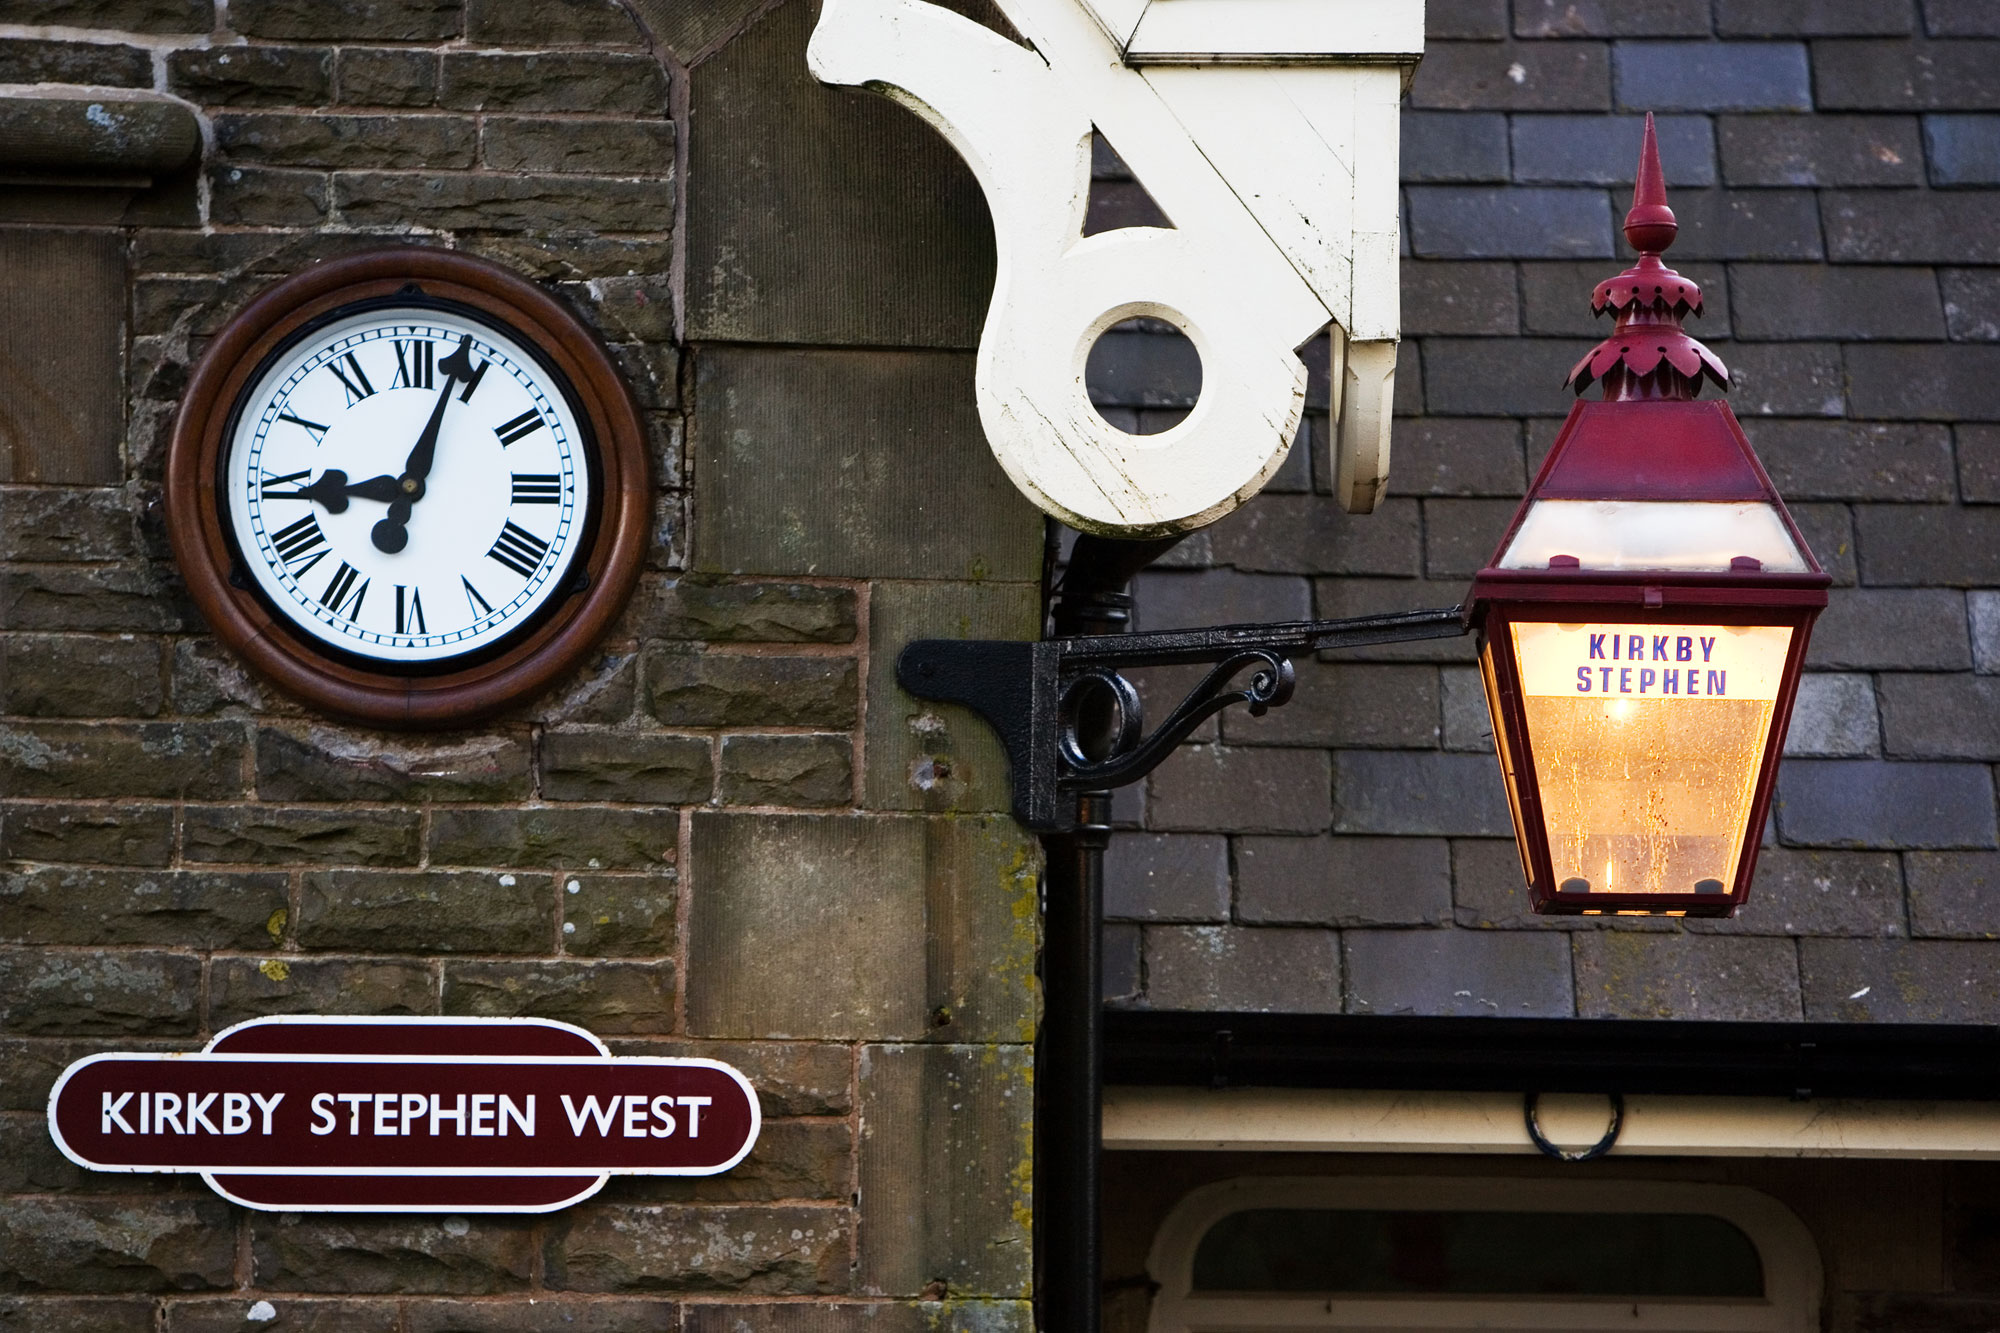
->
[1524,1092,1624,1162]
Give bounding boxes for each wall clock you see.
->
[167,249,650,727]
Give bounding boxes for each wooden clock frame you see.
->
[166,248,651,729]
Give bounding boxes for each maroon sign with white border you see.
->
[47,1017,760,1213]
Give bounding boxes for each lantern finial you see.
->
[1565,112,1729,401]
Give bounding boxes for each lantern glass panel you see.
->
[1498,500,1810,573]
[1509,620,1793,900]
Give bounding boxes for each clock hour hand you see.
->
[373,335,477,554]
[294,469,405,513]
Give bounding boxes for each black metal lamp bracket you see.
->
[897,606,1472,832]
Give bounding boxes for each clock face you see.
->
[222,304,593,666]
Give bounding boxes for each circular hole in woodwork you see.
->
[1084,317,1202,435]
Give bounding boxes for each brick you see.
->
[466,0,642,43]
[1238,834,1452,927]
[556,873,677,956]
[856,1042,1030,1297]
[1424,496,1519,578]
[1942,270,2000,342]
[181,806,418,867]
[333,173,672,232]
[1702,845,1907,936]
[0,634,163,718]
[0,1198,233,1294]
[16,0,210,28]
[1103,833,1228,922]
[0,801,173,865]
[429,807,675,870]
[1738,419,1956,501]
[1141,925,1339,1011]
[1131,568,1310,630]
[168,1301,400,1333]
[1857,504,2000,584]
[864,580,1037,814]
[1926,0,2000,35]
[1826,190,2000,262]
[1783,673,1881,756]
[1408,41,1611,111]
[0,1298,153,1332]
[1879,674,2000,759]
[619,1120,849,1204]
[1726,343,1849,417]
[215,112,474,170]
[168,45,331,105]
[336,48,437,107]
[547,1202,849,1294]
[1734,265,1946,340]
[1514,0,1712,35]
[439,52,665,113]
[1975,590,2000,671]
[255,726,530,801]
[1657,188,1825,259]
[685,1307,1032,1333]
[210,164,329,227]
[539,731,713,805]
[210,956,434,1028]
[1400,112,1508,182]
[0,868,285,950]
[1817,39,2000,110]
[1149,746,1330,834]
[1907,851,2000,935]
[1344,927,1572,1016]
[1402,261,1519,336]
[1224,661,1440,749]
[622,1040,852,1118]
[1422,338,1599,415]
[0,38,151,86]
[1777,759,1997,848]
[0,488,135,563]
[1441,665,1493,751]
[1716,0,1915,34]
[482,116,673,175]
[1801,937,2000,1020]
[443,959,675,1033]
[1576,933,1805,1018]
[1407,186,1612,258]
[231,0,457,38]
[1428,0,1507,39]
[687,814,1036,1041]
[1808,589,1970,669]
[1791,503,1857,585]
[2,565,183,633]
[0,948,199,1035]
[1333,750,1511,837]
[718,734,850,807]
[643,650,856,729]
[298,870,552,953]
[1925,114,2000,185]
[250,1216,534,1294]
[1385,417,1525,494]
[1511,113,1715,185]
[1312,578,1481,662]
[1718,114,1925,186]
[0,722,243,800]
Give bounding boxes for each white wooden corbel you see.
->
[809,0,1421,532]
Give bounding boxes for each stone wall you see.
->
[0,0,1042,1325]
[1097,0,2000,1027]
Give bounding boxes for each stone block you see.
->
[1807,589,1970,669]
[1716,0,1915,34]
[1725,343,1848,416]
[0,948,199,1035]
[1149,746,1331,835]
[1733,265,1945,339]
[1441,664,1493,752]
[558,873,679,956]
[333,173,672,232]
[1105,922,1142,1002]
[1737,420,1955,500]
[1654,188,1826,260]
[865,580,1038,814]
[643,650,857,729]
[1407,186,1613,258]
[621,1039,852,1118]
[1345,927,1573,1016]
[1575,933,1804,1019]
[1616,41,1811,111]
[1333,750,1512,837]
[209,164,332,228]
[1384,417,1525,495]
[0,722,243,800]
[1401,112,1508,182]
[255,725,531,801]
[0,869,286,950]
[687,814,1036,1041]
[250,1215,535,1294]
[1453,836,1660,931]
[0,1298,154,1332]
[1104,833,1228,922]
[182,806,420,867]
[1973,590,2000,672]
[0,564,180,631]
[855,1043,1031,1297]
[466,0,642,43]
[231,0,459,39]
[0,231,125,485]
[439,52,664,113]
[1826,189,2000,262]
[1801,938,2000,1020]
[1409,41,1611,112]
[1223,661,1440,750]
[443,959,675,1033]
[210,956,434,1028]
[1856,504,2000,584]
[1925,114,2000,184]
[1512,113,1715,185]
[1879,674,2000,759]
[0,1197,233,1294]
[0,487,135,562]
[1312,578,1481,662]
[1777,759,1997,848]
[1514,0,1712,35]
[1697,845,1908,936]
[1718,114,1925,186]
[0,801,172,866]
[1790,503,1857,586]
[17,0,210,28]
[214,111,474,170]
[168,1301,400,1333]
[1237,834,1453,927]
[1926,0,2000,34]
[1402,262,1520,336]
[1818,38,2000,110]
[0,38,151,86]
[685,0,992,346]
[690,347,1040,581]
[1208,495,1420,577]
[0,634,163,718]
[720,734,852,807]
[539,730,713,804]
[298,871,552,953]
[1421,337,1599,416]
[1132,568,1311,630]
[618,1118,849,1205]
[1783,673,1881,757]
[428,807,675,870]
[684,1305,1032,1333]
[1908,851,2000,936]
[641,578,859,644]
[1142,925,1340,1012]
[1423,497,1519,578]
[168,46,331,105]
[1943,270,2000,342]
[336,48,437,107]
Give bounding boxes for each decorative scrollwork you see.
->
[1059,650,1295,792]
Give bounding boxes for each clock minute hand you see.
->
[372,335,477,555]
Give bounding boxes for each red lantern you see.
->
[1469,116,1829,917]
